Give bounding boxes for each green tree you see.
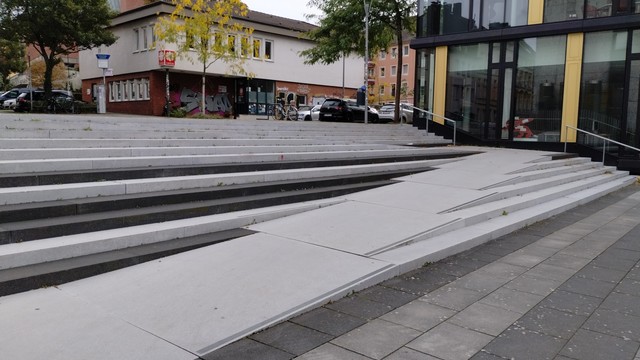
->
[303,0,414,122]
[0,0,117,97]
[155,0,253,115]
[0,38,25,90]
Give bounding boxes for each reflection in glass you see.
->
[544,0,582,22]
[446,43,490,137]
[580,31,627,142]
[513,36,567,142]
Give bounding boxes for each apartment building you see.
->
[370,33,416,105]
[411,0,640,153]
[80,0,362,116]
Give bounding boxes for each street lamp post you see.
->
[364,0,370,124]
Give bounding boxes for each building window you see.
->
[482,0,528,29]
[380,67,385,77]
[228,35,236,54]
[380,85,385,95]
[391,47,398,58]
[446,43,489,138]
[514,35,567,142]
[142,27,148,50]
[402,64,409,75]
[391,84,396,97]
[544,0,582,22]
[380,50,386,59]
[240,36,250,57]
[133,28,140,51]
[109,78,150,102]
[253,38,262,58]
[403,45,409,56]
[391,66,397,76]
[579,30,628,142]
[265,40,273,60]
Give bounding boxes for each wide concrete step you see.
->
[0,159,455,206]
[0,147,472,175]
[0,199,344,271]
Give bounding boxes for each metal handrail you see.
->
[401,104,456,145]
[564,125,640,165]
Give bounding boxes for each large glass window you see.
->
[416,48,435,117]
[544,0,583,22]
[579,31,627,142]
[482,0,528,29]
[513,36,567,142]
[446,43,490,137]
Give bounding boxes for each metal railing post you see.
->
[564,125,568,153]
[564,125,640,166]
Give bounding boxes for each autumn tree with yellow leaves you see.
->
[155,0,253,114]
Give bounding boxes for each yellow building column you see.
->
[528,0,544,24]
[433,46,448,125]
[562,33,584,143]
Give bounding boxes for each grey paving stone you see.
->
[380,299,455,332]
[469,350,510,360]
[475,262,529,281]
[558,276,618,299]
[514,306,588,339]
[202,338,293,360]
[538,289,603,317]
[458,248,503,263]
[576,265,627,283]
[422,285,486,311]
[583,309,640,342]
[482,326,566,360]
[591,253,638,272]
[534,237,576,250]
[601,247,640,262]
[427,258,485,277]
[498,252,548,269]
[629,265,640,281]
[330,319,422,360]
[325,295,392,320]
[559,329,640,360]
[524,263,576,283]
[249,321,333,356]
[289,307,366,337]
[407,322,494,360]
[496,232,543,249]
[504,274,562,297]
[478,287,545,314]
[600,292,640,316]
[479,242,520,257]
[542,253,592,270]
[381,269,458,296]
[614,237,640,252]
[452,271,510,294]
[616,278,640,297]
[449,302,521,336]
[294,343,371,360]
[357,285,419,309]
[384,347,439,360]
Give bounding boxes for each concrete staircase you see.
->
[0,114,465,295]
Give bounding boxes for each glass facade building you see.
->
[413,0,640,148]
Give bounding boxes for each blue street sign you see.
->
[96,54,111,60]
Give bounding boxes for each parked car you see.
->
[378,102,414,123]
[2,98,17,110]
[14,89,76,113]
[0,87,37,103]
[297,105,321,121]
[319,98,380,123]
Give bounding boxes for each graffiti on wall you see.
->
[172,87,233,114]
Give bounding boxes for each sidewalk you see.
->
[207,184,640,360]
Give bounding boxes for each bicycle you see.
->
[273,102,298,121]
[47,95,75,114]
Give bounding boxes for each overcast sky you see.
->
[242,0,321,24]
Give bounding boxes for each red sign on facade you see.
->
[158,50,176,67]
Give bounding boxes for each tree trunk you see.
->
[201,71,206,115]
[394,18,403,123]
